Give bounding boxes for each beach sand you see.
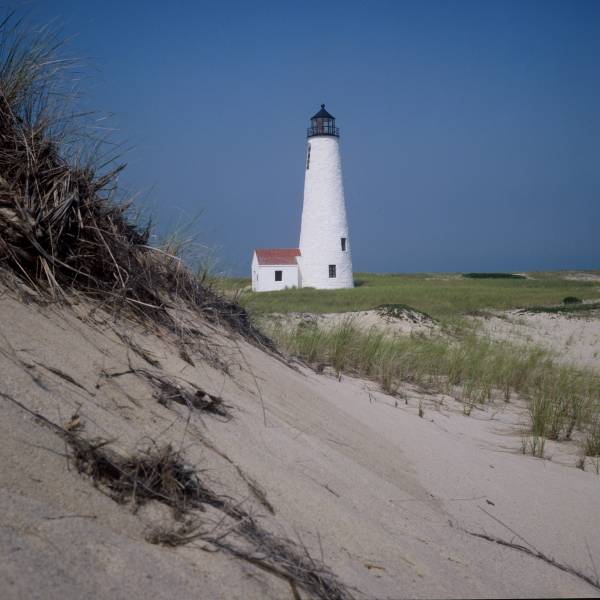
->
[1,281,599,598]
[475,310,600,370]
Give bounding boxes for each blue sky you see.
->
[33,0,600,274]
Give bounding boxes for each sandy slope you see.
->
[1,282,599,599]
[476,311,600,370]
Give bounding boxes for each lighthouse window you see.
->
[306,144,311,170]
[328,265,336,278]
[341,237,347,251]
[274,270,282,282]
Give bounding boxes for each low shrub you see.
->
[463,273,526,279]
[377,303,434,323]
[522,303,600,315]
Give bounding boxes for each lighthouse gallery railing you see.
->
[307,125,340,138]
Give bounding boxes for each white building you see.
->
[252,105,354,292]
[251,248,300,292]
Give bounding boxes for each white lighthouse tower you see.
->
[251,105,354,292]
[298,105,354,289]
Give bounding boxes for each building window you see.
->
[328,265,336,278]
[341,237,347,251]
[274,270,282,282]
[306,144,311,170]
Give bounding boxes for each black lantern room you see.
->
[307,104,339,138]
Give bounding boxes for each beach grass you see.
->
[266,318,600,457]
[218,269,600,455]
[216,272,600,320]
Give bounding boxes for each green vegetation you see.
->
[463,272,526,279]
[209,276,250,291]
[585,420,600,457]
[268,319,600,458]
[563,296,583,304]
[521,302,600,315]
[376,303,434,322]
[225,272,600,320]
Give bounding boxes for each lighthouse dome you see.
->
[311,104,335,120]
[308,104,339,138]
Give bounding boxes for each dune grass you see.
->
[0,13,268,345]
[247,272,600,456]
[267,319,600,458]
[225,272,600,320]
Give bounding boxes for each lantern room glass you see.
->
[307,105,340,138]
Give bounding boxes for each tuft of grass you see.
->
[563,296,583,304]
[141,370,231,419]
[585,419,600,457]
[377,303,434,323]
[528,367,590,441]
[522,435,546,458]
[67,432,353,600]
[69,437,223,516]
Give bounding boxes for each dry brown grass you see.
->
[69,437,225,516]
[141,369,232,419]
[1,386,355,600]
[0,13,269,348]
[69,433,354,599]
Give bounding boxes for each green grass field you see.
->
[216,272,600,319]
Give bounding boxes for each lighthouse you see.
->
[251,104,354,292]
[298,105,354,289]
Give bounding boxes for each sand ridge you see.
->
[267,308,438,337]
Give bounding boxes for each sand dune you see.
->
[1,282,600,599]
[266,307,438,337]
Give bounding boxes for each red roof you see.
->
[255,248,300,266]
